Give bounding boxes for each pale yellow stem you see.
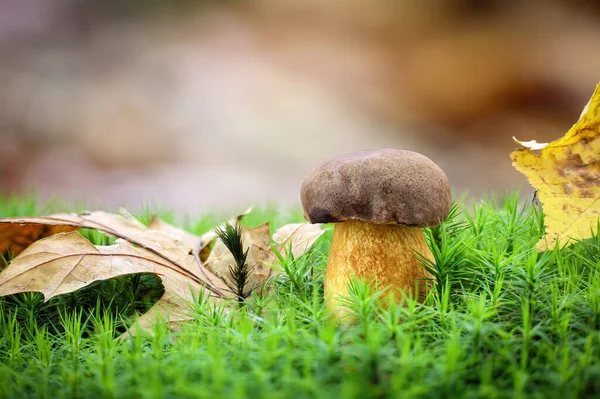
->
[325,220,433,316]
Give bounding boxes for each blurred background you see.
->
[1,0,599,215]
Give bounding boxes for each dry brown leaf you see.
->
[148,208,252,262]
[0,211,233,333]
[0,211,227,292]
[205,223,274,291]
[0,231,189,299]
[0,210,324,334]
[205,222,326,290]
[0,230,232,333]
[198,207,253,250]
[272,223,326,259]
[0,224,77,258]
[148,217,200,254]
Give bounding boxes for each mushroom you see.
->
[300,148,451,315]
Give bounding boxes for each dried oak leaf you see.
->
[204,222,325,291]
[148,207,252,256]
[272,223,326,260]
[147,217,200,254]
[0,210,325,333]
[0,224,77,258]
[0,211,233,332]
[511,83,600,251]
[205,223,274,291]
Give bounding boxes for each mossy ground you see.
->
[0,194,599,398]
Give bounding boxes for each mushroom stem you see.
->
[325,220,433,315]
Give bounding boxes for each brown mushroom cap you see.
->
[300,148,451,227]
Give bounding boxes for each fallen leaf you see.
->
[511,83,600,251]
[0,231,200,300]
[0,210,324,334]
[272,223,326,260]
[198,207,253,251]
[205,223,274,291]
[0,211,233,332]
[0,211,227,289]
[0,224,77,258]
[148,217,200,254]
[205,222,326,290]
[148,208,252,262]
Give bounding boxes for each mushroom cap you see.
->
[300,148,451,227]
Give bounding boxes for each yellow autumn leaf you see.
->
[511,83,600,251]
